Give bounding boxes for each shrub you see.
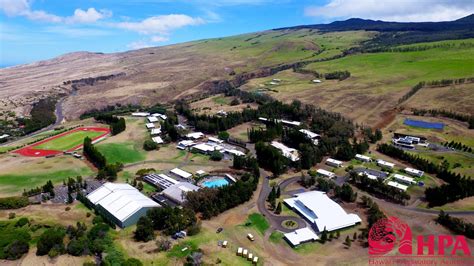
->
[65,207,71,211]
[0,197,29,210]
[15,217,29,227]
[36,228,66,256]
[143,139,158,151]
[2,239,29,260]
[230,98,240,106]
[210,150,223,161]
[8,213,15,219]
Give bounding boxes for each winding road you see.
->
[256,170,307,233]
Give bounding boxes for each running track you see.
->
[13,127,110,157]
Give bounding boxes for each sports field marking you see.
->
[33,130,103,151]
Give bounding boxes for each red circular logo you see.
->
[369,216,412,255]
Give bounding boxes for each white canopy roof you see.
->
[152,136,164,144]
[387,181,408,191]
[170,168,192,179]
[87,183,160,223]
[147,116,159,123]
[284,228,319,246]
[284,191,361,232]
[146,123,155,129]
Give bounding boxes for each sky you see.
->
[1,0,473,66]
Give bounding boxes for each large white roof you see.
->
[387,181,408,191]
[284,191,361,232]
[284,228,319,246]
[147,116,159,123]
[271,141,300,162]
[87,183,160,222]
[162,182,199,204]
[299,129,320,139]
[316,169,335,178]
[170,168,192,179]
[186,132,205,139]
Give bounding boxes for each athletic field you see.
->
[14,127,110,157]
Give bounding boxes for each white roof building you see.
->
[86,183,160,227]
[162,182,200,205]
[404,167,424,177]
[387,181,408,191]
[224,149,246,157]
[147,116,159,123]
[0,134,9,139]
[358,172,377,180]
[316,169,335,179]
[208,137,224,144]
[187,132,205,140]
[271,141,300,162]
[217,110,228,116]
[284,228,319,246]
[132,112,150,117]
[196,170,206,176]
[393,174,416,185]
[284,191,361,232]
[279,119,301,127]
[192,143,217,154]
[143,173,179,189]
[258,117,269,122]
[377,159,395,169]
[225,174,237,183]
[176,140,196,150]
[170,168,192,179]
[152,113,167,120]
[150,128,162,135]
[312,79,322,83]
[146,123,155,129]
[299,129,320,145]
[326,158,343,168]
[152,136,164,144]
[355,154,372,162]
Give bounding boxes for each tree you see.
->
[143,139,158,151]
[36,228,66,256]
[134,216,155,242]
[320,228,328,244]
[218,131,230,140]
[345,236,351,247]
[275,202,282,214]
[329,231,334,240]
[137,182,144,191]
[67,192,73,204]
[230,98,240,106]
[210,150,223,161]
[276,186,281,198]
[3,239,29,260]
[353,232,357,241]
[336,231,340,239]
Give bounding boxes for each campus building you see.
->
[284,191,361,232]
[86,183,160,228]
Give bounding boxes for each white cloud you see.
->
[150,35,169,42]
[67,8,112,24]
[127,40,154,49]
[304,0,474,22]
[116,14,204,35]
[0,0,110,24]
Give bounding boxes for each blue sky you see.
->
[1,0,473,66]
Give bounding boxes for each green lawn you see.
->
[33,130,104,151]
[96,142,146,164]
[269,231,284,244]
[304,38,474,94]
[244,213,270,235]
[0,168,94,195]
[212,96,231,105]
[407,151,474,178]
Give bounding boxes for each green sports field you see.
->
[33,130,104,151]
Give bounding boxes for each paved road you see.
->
[1,97,65,147]
[256,172,307,233]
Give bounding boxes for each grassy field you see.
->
[243,213,270,235]
[408,151,474,178]
[33,130,104,151]
[0,167,93,196]
[96,142,146,164]
[240,38,474,125]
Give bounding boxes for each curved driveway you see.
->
[256,171,307,233]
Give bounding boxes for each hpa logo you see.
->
[368,216,472,262]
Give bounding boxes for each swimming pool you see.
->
[202,178,230,188]
[404,119,444,129]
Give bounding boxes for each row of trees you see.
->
[443,140,473,153]
[436,211,474,239]
[367,42,474,53]
[349,171,410,204]
[83,137,122,181]
[94,114,126,135]
[398,77,474,104]
[17,98,57,135]
[0,196,29,210]
[324,70,351,81]
[412,108,474,129]
[134,207,198,242]
[185,173,258,219]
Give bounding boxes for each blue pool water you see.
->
[404,119,444,130]
[202,178,230,188]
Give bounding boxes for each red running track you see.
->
[13,127,110,157]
